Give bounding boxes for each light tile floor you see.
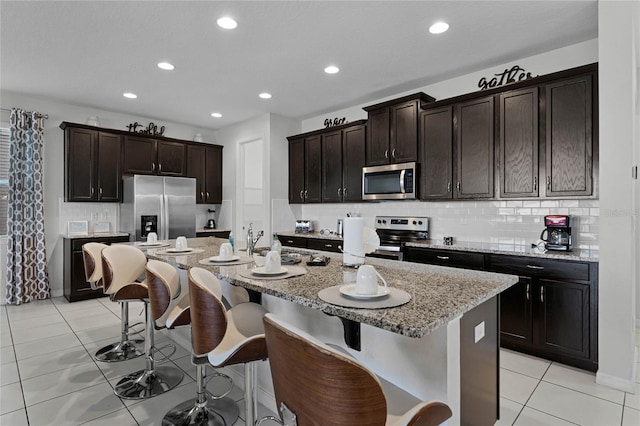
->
[1,297,639,425]
[0,297,278,426]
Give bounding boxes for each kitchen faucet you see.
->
[246,223,264,256]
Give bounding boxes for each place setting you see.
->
[134,232,170,249]
[199,242,253,266]
[318,264,411,309]
[239,250,307,280]
[155,236,204,255]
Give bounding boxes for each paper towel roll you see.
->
[343,217,364,266]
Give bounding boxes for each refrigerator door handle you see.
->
[163,194,170,240]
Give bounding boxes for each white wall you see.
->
[596,0,639,393]
[0,91,216,297]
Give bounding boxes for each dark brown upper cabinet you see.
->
[123,136,186,176]
[187,144,223,204]
[288,135,322,204]
[499,87,539,198]
[63,125,122,202]
[363,93,435,166]
[419,106,453,199]
[544,75,593,197]
[321,130,343,203]
[455,95,495,199]
[321,122,366,203]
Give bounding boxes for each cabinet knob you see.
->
[526,283,530,300]
[206,192,210,199]
[325,244,332,248]
[99,187,103,197]
[384,149,389,159]
[158,164,162,173]
[526,264,544,270]
[456,182,461,192]
[337,188,342,197]
[533,176,538,191]
[300,190,304,201]
[343,187,347,197]
[447,182,451,193]
[546,176,551,190]
[91,187,94,195]
[305,190,308,199]
[391,148,396,159]
[436,255,450,260]
[152,163,156,172]
[540,287,544,303]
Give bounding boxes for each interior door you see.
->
[238,137,267,250]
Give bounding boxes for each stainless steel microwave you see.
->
[362,162,417,200]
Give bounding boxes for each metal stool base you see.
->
[115,365,184,400]
[95,339,144,362]
[162,396,239,426]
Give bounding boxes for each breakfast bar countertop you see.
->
[144,237,518,339]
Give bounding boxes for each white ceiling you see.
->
[1,1,598,130]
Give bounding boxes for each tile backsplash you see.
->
[283,199,599,251]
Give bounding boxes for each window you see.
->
[0,127,9,235]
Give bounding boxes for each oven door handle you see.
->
[399,169,406,194]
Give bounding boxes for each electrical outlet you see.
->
[475,321,485,343]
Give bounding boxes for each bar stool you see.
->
[108,253,186,399]
[260,313,453,426]
[82,242,144,362]
[176,267,268,426]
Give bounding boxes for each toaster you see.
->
[295,220,313,234]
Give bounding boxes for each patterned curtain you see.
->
[5,108,49,304]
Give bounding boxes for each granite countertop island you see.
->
[144,237,518,338]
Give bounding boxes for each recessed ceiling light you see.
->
[123,92,137,99]
[259,92,272,99]
[429,21,449,34]
[324,65,340,74]
[211,112,222,118]
[217,16,237,29]
[157,62,175,70]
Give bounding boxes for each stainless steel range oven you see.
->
[367,216,429,261]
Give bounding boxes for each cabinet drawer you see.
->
[278,235,307,249]
[489,255,590,282]
[306,238,342,253]
[405,247,485,270]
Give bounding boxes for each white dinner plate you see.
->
[136,242,165,247]
[339,284,390,299]
[165,248,194,253]
[251,266,288,276]
[208,255,240,262]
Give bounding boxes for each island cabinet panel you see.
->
[489,254,598,372]
[321,130,343,203]
[63,235,130,302]
[419,106,453,200]
[499,87,539,198]
[123,137,186,176]
[64,126,122,202]
[455,95,495,199]
[544,75,593,197]
[460,295,498,426]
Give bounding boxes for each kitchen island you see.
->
[143,237,518,426]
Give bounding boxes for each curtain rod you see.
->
[0,107,49,119]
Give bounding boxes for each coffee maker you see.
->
[540,215,572,251]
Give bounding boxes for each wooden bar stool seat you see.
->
[82,242,144,362]
[260,314,453,426]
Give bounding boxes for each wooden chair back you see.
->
[145,260,181,327]
[263,314,388,426]
[101,245,147,293]
[82,242,107,288]
[188,267,228,357]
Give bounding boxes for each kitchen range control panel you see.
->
[375,216,429,232]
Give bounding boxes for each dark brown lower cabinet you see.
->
[490,255,598,372]
[404,246,598,371]
[63,235,130,302]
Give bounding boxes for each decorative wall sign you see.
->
[67,220,88,236]
[126,121,166,136]
[93,221,110,234]
[324,117,348,128]
[478,65,536,90]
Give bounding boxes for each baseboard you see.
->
[596,370,637,393]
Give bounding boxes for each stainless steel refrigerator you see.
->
[120,175,196,241]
